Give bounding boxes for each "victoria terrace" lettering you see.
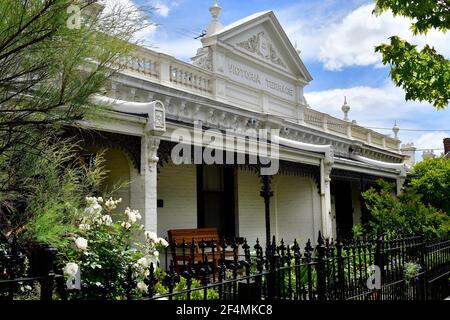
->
[265,79,293,97]
[227,62,295,99]
[228,63,261,85]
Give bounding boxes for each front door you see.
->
[332,180,354,239]
[197,165,236,238]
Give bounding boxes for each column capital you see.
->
[146,134,160,171]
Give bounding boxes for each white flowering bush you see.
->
[58,197,168,299]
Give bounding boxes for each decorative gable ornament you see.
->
[236,31,286,69]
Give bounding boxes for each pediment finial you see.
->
[206,0,223,36]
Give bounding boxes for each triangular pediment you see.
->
[203,11,312,83]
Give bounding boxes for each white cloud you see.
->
[318,4,411,70]
[154,2,170,17]
[414,132,448,160]
[99,0,158,40]
[415,132,448,151]
[282,3,450,70]
[304,82,450,160]
[149,37,201,61]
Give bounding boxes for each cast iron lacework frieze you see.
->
[330,168,396,186]
[158,140,320,189]
[63,127,141,172]
[236,31,287,68]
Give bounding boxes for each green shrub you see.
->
[57,196,168,300]
[407,157,450,214]
[362,181,450,239]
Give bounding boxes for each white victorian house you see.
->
[75,2,415,247]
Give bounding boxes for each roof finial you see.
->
[392,121,400,139]
[206,0,223,36]
[341,96,350,121]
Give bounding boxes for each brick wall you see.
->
[274,175,320,244]
[156,163,198,238]
[237,169,321,246]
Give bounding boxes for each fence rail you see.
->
[0,238,66,300]
[1,233,449,300]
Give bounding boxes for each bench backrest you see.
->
[168,228,220,245]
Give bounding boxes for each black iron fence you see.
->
[1,233,449,300]
[144,233,450,301]
[0,237,66,300]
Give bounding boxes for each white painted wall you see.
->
[149,164,321,248]
[156,162,197,238]
[274,175,321,244]
[236,168,275,246]
[99,148,132,214]
[236,168,321,246]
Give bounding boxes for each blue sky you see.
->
[129,0,450,161]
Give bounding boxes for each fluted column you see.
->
[320,155,334,239]
[143,133,160,232]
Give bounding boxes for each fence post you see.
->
[335,237,345,300]
[266,236,277,300]
[39,245,58,301]
[304,239,314,300]
[316,231,327,301]
[419,233,428,300]
[374,238,384,300]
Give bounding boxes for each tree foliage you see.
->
[0,0,151,239]
[374,0,450,109]
[407,156,450,214]
[361,181,450,239]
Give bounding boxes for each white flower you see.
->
[85,196,96,205]
[144,231,158,243]
[75,237,88,251]
[79,223,91,231]
[137,257,149,268]
[153,251,159,258]
[147,254,159,266]
[101,215,113,226]
[125,207,141,224]
[121,221,131,229]
[105,197,122,211]
[84,202,102,217]
[64,263,79,277]
[137,281,148,293]
[158,238,169,248]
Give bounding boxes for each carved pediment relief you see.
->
[236,31,286,69]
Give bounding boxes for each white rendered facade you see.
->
[77,5,412,244]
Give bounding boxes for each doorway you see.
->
[197,165,236,238]
[331,180,354,239]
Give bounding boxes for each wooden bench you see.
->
[167,228,235,274]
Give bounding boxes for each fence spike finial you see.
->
[317,231,324,245]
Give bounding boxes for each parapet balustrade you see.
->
[120,47,400,153]
[304,108,400,152]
